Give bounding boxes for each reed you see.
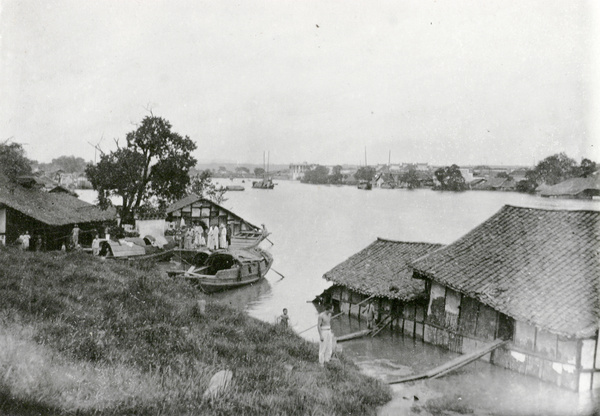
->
[0,247,390,415]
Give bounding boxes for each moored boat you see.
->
[252,178,275,189]
[357,180,372,190]
[225,185,245,191]
[176,248,273,292]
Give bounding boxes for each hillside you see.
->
[0,248,390,415]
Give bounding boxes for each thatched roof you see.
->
[412,205,600,338]
[0,181,116,226]
[540,174,600,197]
[323,238,444,300]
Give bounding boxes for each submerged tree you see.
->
[400,168,420,189]
[434,165,467,191]
[86,115,197,222]
[355,166,376,182]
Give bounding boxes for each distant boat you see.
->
[226,185,245,191]
[172,247,273,293]
[358,180,372,190]
[252,178,275,189]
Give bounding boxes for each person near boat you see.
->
[219,224,228,249]
[184,228,193,250]
[318,304,335,366]
[71,224,80,248]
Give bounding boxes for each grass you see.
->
[0,247,391,415]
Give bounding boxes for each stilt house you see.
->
[166,194,261,235]
[322,238,443,333]
[411,205,600,391]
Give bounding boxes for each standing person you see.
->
[184,228,193,250]
[219,224,228,249]
[279,308,290,327]
[212,225,220,249]
[92,234,101,255]
[34,235,43,252]
[71,224,80,248]
[318,304,335,366]
[364,302,376,330]
[19,231,31,250]
[207,225,215,250]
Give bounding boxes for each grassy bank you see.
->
[0,248,391,415]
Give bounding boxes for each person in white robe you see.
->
[219,224,228,249]
[207,226,215,250]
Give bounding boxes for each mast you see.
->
[364,146,367,167]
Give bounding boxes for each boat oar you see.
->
[270,268,285,279]
[297,294,377,335]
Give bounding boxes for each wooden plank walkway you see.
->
[336,315,392,343]
[388,339,508,384]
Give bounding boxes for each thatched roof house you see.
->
[412,205,600,338]
[0,180,116,249]
[540,174,600,199]
[323,238,444,300]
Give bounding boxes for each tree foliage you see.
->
[434,165,467,191]
[301,165,330,184]
[0,141,32,182]
[235,167,250,173]
[355,166,376,182]
[400,168,420,189]
[188,169,228,204]
[85,116,197,222]
[254,167,265,177]
[516,153,598,192]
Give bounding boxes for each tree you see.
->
[401,168,420,189]
[254,167,265,177]
[434,165,467,191]
[235,167,250,174]
[573,158,597,178]
[86,115,197,222]
[328,165,343,184]
[531,152,577,186]
[51,156,88,173]
[355,166,376,182]
[0,140,32,182]
[218,166,228,172]
[188,169,228,205]
[301,165,330,184]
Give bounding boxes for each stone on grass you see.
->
[203,369,233,400]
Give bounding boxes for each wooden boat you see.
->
[357,180,372,190]
[252,178,275,189]
[177,248,274,292]
[99,237,176,261]
[225,185,245,191]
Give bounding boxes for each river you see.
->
[78,181,600,415]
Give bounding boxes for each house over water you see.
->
[321,238,443,334]
[0,180,116,249]
[539,174,600,199]
[166,194,261,236]
[411,205,600,391]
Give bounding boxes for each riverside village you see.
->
[1,2,599,415]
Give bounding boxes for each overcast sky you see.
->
[1,0,598,167]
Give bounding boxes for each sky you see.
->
[1,0,599,167]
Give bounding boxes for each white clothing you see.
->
[319,328,334,365]
[20,234,30,250]
[219,226,228,249]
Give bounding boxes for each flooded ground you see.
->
[82,181,600,414]
[331,315,599,416]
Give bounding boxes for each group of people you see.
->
[16,231,44,251]
[177,223,229,250]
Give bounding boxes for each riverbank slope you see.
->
[0,248,390,415]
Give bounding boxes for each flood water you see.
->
[78,181,600,415]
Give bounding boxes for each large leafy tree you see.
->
[355,166,376,182]
[301,165,330,184]
[86,116,197,222]
[434,164,466,191]
[0,141,32,182]
[531,152,577,186]
[400,168,420,189]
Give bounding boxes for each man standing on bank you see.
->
[318,304,335,366]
